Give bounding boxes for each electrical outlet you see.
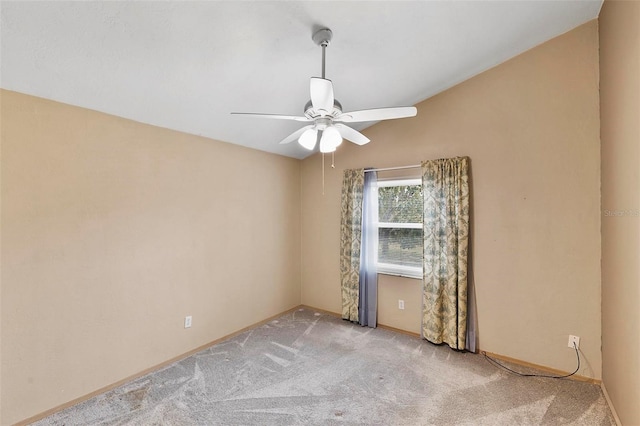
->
[398,300,405,310]
[184,316,192,329]
[568,335,580,349]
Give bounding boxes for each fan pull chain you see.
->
[331,152,335,168]
[322,153,325,195]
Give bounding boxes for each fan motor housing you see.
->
[304,99,343,119]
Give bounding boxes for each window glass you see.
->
[377,181,423,278]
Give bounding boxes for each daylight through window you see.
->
[377,178,423,279]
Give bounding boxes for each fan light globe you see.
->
[298,128,318,150]
[319,126,342,153]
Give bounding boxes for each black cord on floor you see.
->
[482,342,580,379]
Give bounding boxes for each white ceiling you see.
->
[1,1,602,159]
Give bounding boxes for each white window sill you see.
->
[377,263,423,280]
[378,271,423,280]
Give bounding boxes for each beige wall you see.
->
[0,90,301,425]
[600,1,640,424]
[301,21,602,378]
[0,91,4,424]
[377,275,422,335]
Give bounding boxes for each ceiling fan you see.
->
[231,28,417,153]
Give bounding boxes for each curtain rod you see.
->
[364,164,421,173]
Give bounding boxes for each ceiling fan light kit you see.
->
[231,27,417,154]
[298,128,318,150]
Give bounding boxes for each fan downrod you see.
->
[312,28,332,80]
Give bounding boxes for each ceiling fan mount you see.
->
[311,28,333,48]
[231,27,417,153]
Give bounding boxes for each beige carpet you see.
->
[34,308,615,425]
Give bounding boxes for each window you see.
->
[377,178,423,279]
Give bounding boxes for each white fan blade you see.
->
[335,124,370,145]
[335,106,417,123]
[279,125,314,145]
[310,77,334,114]
[231,112,311,122]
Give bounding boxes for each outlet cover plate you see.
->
[568,335,580,349]
[185,316,192,328]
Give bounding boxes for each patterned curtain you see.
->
[421,157,470,350]
[340,168,365,322]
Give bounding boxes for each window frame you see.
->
[376,178,423,280]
